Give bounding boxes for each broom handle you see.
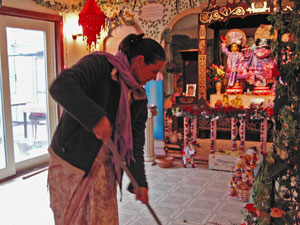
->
[106,139,162,225]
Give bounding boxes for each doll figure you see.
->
[246,147,259,169]
[182,141,196,168]
[222,94,230,107]
[246,24,277,87]
[246,38,276,87]
[221,29,248,87]
[230,95,244,108]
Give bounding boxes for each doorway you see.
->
[0,14,58,179]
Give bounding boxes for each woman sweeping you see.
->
[47,33,165,225]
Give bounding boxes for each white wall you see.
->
[62,13,90,68]
[104,26,139,55]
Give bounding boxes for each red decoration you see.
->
[265,107,274,117]
[244,203,258,216]
[272,64,280,77]
[78,0,106,48]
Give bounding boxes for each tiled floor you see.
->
[0,161,246,225]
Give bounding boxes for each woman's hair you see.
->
[118,33,166,65]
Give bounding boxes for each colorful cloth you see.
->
[221,43,247,87]
[246,48,275,86]
[48,147,118,225]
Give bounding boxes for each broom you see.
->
[106,139,162,225]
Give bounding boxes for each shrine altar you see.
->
[210,94,275,108]
[209,115,269,153]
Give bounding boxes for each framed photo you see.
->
[186,84,196,97]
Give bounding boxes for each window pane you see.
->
[6,27,50,162]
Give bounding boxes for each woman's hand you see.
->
[134,187,148,204]
[92,116,112,144]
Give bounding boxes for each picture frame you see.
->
[186,84,196,97]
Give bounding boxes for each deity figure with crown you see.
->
[245,25,277,95]
[221,29,248,94]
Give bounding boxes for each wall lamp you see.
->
[72,33,83,40]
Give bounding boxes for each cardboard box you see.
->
[209,153,238,171]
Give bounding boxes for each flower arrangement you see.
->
[207,64,225,84]
[241,203,286,225]
[241,203,259,225]
[230,148,259,201]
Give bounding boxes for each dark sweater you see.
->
[49,54,148,189]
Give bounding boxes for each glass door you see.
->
[0,15,57,179]
[0,78,6,170]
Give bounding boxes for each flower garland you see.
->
[239,114,246,152]
[231,117,238,151]
[32,0,85,12]
[209,116,217,153]
[32,0,253,40]
[32,0,126,12]
[184,116,197,146]
[179,104,271,122]
[168,104,272,156]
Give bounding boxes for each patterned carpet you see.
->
[118,161,246,225]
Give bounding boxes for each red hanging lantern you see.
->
[78,0,106,49]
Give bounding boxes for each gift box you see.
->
[209,153,238,171]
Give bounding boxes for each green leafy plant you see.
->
[252,1,300,224]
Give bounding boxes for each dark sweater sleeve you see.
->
[49,54,111,130]
[127,102,148,193]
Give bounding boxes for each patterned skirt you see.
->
[47,147,119,225]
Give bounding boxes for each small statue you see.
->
[182,141,196,168]
[221,29,248,87]
[222,94,230,107]
[246,25,277,87]
[245,38,275,87]
[245,147,259,170]
[230,95,244,108]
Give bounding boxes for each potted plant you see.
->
[207,64,225,95]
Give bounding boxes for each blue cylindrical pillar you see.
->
[145,79,164,140]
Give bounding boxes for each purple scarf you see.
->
[91,50,140,184]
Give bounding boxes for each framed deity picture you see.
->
[186,84,196,97]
